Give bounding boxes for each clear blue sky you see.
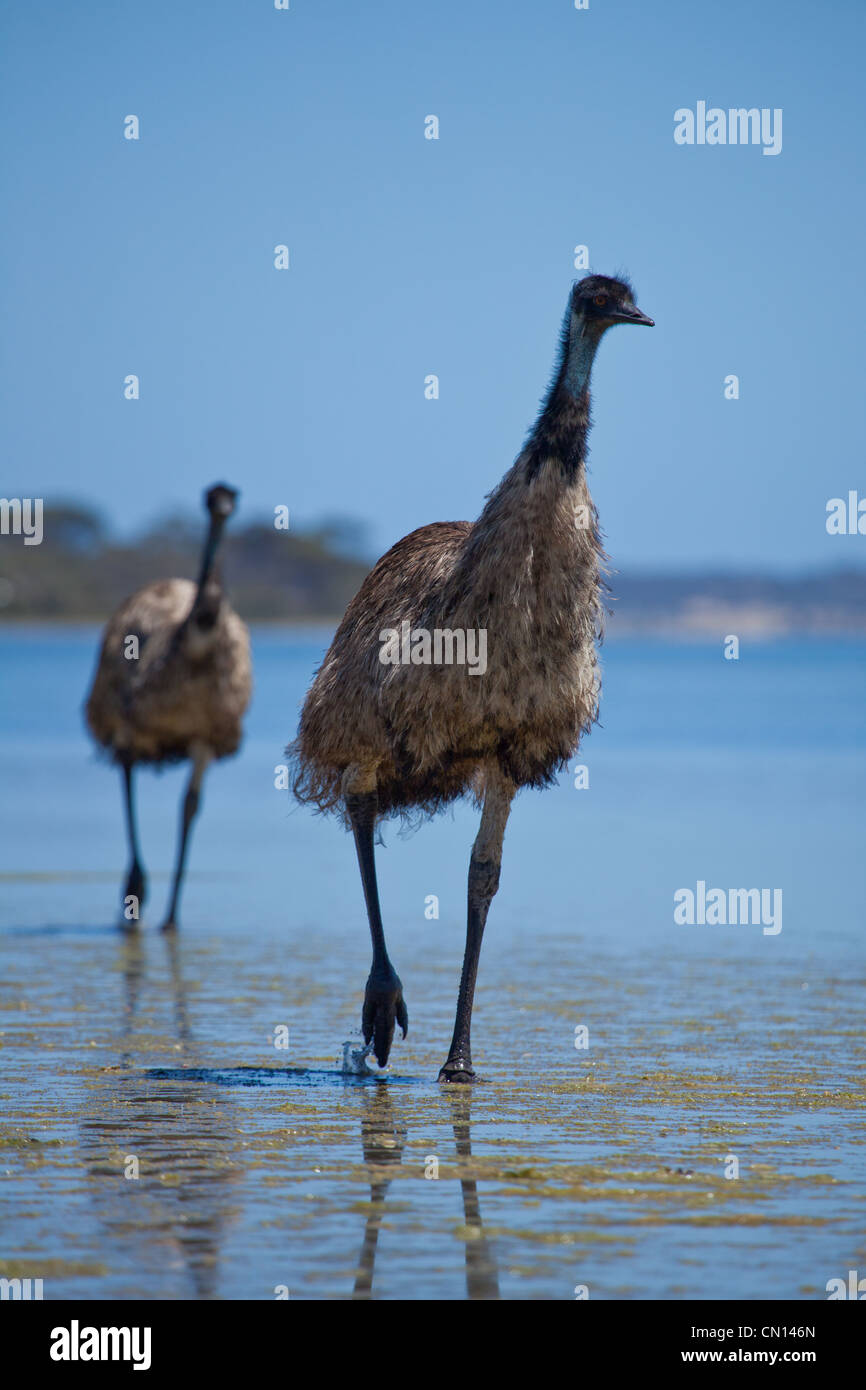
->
[2,0,864,570]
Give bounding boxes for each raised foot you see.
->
[362,970,408,1068]
[438,1060,476,1084]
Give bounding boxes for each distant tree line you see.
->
[1,501,865,632]
[0,502,371,620]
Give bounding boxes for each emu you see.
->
[291,276,653,1080]
[86,484,251,931]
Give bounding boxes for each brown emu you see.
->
[86,484,251,931]
[291,276,654,1080]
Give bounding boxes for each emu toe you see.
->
[362,971,408,1068]
[437,1059,476,1084]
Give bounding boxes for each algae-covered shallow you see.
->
[0,629,864,1299]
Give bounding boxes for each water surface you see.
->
[1,629,864,1299]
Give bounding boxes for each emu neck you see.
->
[442,303,607,628]
[523,312,603,481]
[190,519,224,625]
[562,315,601,401]
[449,306,605,619]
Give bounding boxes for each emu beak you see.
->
[612,304,655,327]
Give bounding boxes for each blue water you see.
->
[0,628,864,1300]
[2,628,863,951]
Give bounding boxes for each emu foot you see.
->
[122,865,147,906]
[438,1058,476,1084]
[362,970,408,1068]
[159,917,179,934]
[118,867,146,929]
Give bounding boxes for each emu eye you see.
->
[594,294,607,307]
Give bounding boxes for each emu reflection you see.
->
[448,1091,500,1301]
[352,1086,499,1300]
[352,1085,407,1298]
[79,931,241,1299]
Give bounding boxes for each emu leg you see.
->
[449,1095,500,1298]
[439,772,513,1083]
[161,745,211,932]
[120,757,146,921]
[346,788,408,1068]
[353,1088,405,1299]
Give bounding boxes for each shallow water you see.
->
[1,629,864,1299]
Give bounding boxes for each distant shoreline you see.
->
[3,503,864,637]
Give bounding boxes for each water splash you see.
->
[340,1041,376,1077]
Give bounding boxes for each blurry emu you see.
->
[86,484,251,930]
[291,276,654,1080]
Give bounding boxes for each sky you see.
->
[2,0,864,571]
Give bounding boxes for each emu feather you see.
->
[85,484,251,931]
[290,276,654,1079]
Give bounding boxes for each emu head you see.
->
[196,483,239,596]
[204,483,239,523]
[571,275,654,332]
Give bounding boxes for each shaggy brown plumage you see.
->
[87,576,250,766]
[85,484,251,930]
[289,276,654,1079]
[291,277,651,823]
[291,468,602,822]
